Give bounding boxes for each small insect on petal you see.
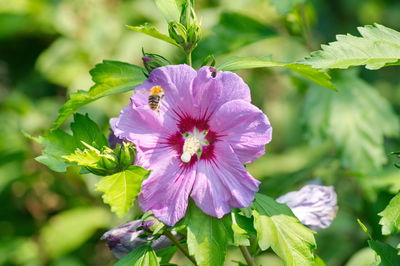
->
[148,86,164,111]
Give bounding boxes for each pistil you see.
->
[180,129,208,163]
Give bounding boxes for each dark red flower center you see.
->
[166,116,219,165]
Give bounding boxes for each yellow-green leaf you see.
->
[252,193,317,266]
[379,193,400,235]
[96,166,149,217]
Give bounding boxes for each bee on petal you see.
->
[148,86,164,111]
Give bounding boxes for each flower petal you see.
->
[138,156,196,226]
[191,142,260,218]
[112,104,161,148]
[148,64,197,115]
[209,99,272,163]
[191,66,251,118]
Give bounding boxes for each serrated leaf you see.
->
[154,0,185,22]
[252,193,316,266]
[31,113,106,172]
[285,63,336,91]
[126,24,179,46]
[96,165,149,217]
[379,193,400,235]
[217,56,336,90]
[31,130,78,172]
[368,240,400,266]
[40,207,110,259]
[70,113,108,148]
[115,246,160,266]
[302,71,399,172]
[299,24,400,70]
[185,203,231,266]
[52,61,146,129]
[63,148,103,168]
[270,0,305,15]
[216,55,278,70]
[231,211,254,246]
[63,144,116,173]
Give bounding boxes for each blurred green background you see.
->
[0,0,399,265]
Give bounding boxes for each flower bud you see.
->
[276,185,338,231]
[108,129,123,149]
[100,155,119,170]
[168,21,187,45]
[186,23,201,50]
[179,0,196,29]
[142,53,171,73]
[101,220,180,259]
[118,142,136,167]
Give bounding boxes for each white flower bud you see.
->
[276,185,338,230]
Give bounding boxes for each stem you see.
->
[300,3,314,51]
[163,230,197,265]
[186,50,192,66]
[239,246,256,266]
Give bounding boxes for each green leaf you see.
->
[52,60,146,129]
[115,246,160,266]
[216,56,336,90]
[193,12,277,61]
[126,24,179,46]
[185,203,231,266]
[285,63,336,91]
[64,147,103,168]
[368,240,400,266]
[252,193,317,266]
[299,24,400,70]
[40,207,110,259]
[154,0,185,22]
[30,129,78,172]
[313,256,328,266]
[217,55,278,70]
[270,0,305,15]
[302,71,399,172]
[231,211,254,246]
[379,193,400,235]
[231,212,250,246]
[346,248,379,266]
[63,144,118,174]
[70,113,107,148]
[31,113,107,172]
[95,165,150,217]
[156,246,177,265]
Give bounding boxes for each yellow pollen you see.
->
[150,86,163,94]
[181,135,201,163]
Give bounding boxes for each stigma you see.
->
[180,129,208,163]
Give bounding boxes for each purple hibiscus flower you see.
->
[111,65,272,225]
[276,185,338,230]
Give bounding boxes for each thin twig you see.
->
[163,230,197,265]
[300,3,315,51]
[239,245,256,266]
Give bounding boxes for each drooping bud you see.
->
[276,185,338,231]
[101,219,181,259]
[108,129,123,149]
[142,51,171,74]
